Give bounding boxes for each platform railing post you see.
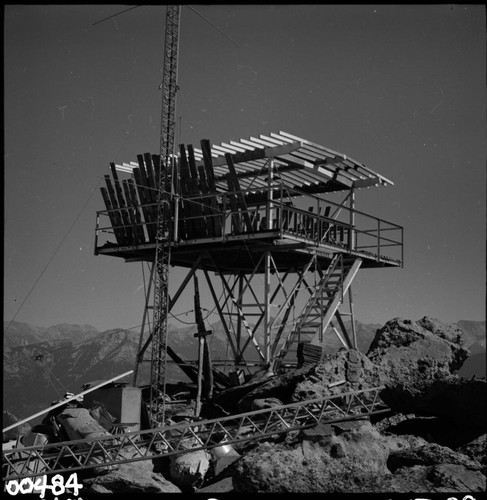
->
[267,158,274,230]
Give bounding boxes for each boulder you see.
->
[375,412,486,449]
[82,457,181,493]
[292,348,382,402]
[367,317,469,383]
[169,449,211,491]
[232,420,390,493]
[457,434,486,473]
[387,442,483,472]
[366,317,487,426]
[232,419,486,493]
[378,464,486,493]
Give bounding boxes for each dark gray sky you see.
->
[4,5,486,332]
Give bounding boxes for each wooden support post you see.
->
[348,286,357,349]
[194,329,212,417]
[193,275,213,417]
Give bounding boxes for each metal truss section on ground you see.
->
[2,386,387,481]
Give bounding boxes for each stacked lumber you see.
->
[200,139,222,238]
[100,153,166,246]
[299,342,323,367]
[224,153,253,234]
[177,142,223,240]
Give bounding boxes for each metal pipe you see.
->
[2,370,134,433]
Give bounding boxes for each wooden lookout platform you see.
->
[94,131,403,369]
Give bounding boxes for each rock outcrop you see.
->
[229,316,486,494]
[377,463,486,493]
[367,317,469,382]
[366,317,486,427]
[387,442,483,472]
[457,434,486,474]
[233,420,390,493]
[27,316,486,495]
[231,420,486,493]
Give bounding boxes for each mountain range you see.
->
[3,318,485,429]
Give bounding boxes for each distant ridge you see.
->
[3,318,485,424]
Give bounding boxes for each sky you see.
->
[4,4,486,335]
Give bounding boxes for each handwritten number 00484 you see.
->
[5,473,83,498]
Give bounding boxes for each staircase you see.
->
[274,254,362,368]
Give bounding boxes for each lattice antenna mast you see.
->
[149,4,181,427]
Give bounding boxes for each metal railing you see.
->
[94,189,403,265]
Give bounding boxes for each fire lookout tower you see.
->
[95,130,403,380]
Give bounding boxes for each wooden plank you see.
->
[123,179,145,244]
[225,173,241,233]
[281,202,293,230]
[127,179,147,244]
[104,175,128,245]
[187,145,207,238]
[188,145,216,237]
[110,163,134,244]
[151,154,161,189]
[133,167,155,242]
[225,153,253,232]
[249,206,261,231]
[143,153,157,195]
[199,140,222,237]
[121,179,138,244]
[137,154,158,232]
[197,161,216,237]
[100,186,124,245]
[136,154,150,193]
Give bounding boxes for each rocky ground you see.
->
[79,316,486,494]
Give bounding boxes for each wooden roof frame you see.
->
[115,130,393,195]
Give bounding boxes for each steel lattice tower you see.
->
[149,4,181,427]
